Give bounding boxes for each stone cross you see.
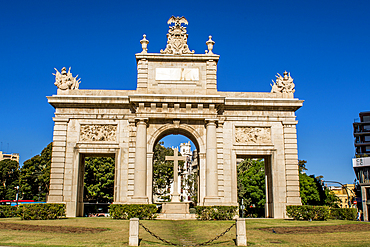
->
[166,148,186,202]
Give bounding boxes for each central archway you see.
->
[147,123,206,205]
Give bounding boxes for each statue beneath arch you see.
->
[47,16,303,218]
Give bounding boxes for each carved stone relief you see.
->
[270,71,295,94]
[235,127,271,144]
[53,67,80,90]
[80,124,117,142]
[160,16,194,55]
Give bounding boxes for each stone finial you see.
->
[53,67,80,90]
[160,16,195,55]
[206,36,215,54]
[140,34,149,54]
[270,71,295,94]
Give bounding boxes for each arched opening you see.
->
[236,155,273,218]
[75,151,117,217]
[149,127,201,208]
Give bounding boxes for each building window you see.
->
[364,125,370,131]
[363,116,370,122]
[366,146,370,152]
[365,136,370,142]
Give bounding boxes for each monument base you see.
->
[203,196,222,206]
[130,196,149,204]
[161,202,190,214]
[156,213,196,220]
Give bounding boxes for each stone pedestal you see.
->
[236,218,247,246]
[129,218,139,246]
[161,202,190,214]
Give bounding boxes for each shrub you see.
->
[195,206,238,220]
[330,208,357,220]
[18,203,65,220]
[0,206,19,218]
[286,205,330,221]
[109,204,157,219]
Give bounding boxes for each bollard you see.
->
[236,218,247,246]
[129,218,139,246]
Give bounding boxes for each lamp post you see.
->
[14,186,19,206]
[323,180,352,208]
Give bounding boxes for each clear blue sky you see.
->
[1,0,369,184]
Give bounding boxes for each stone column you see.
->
[47,118,68,203]
[129,218,139,246]
[204,119,221,205]
[132,119,148,203]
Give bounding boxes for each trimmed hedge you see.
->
[287,205,358,221]
[330,208,357,220]
[0,206,19,218]
[109,204,157,219]
[18,203,65,220]
[286,205,330,221]
[195,206,238,220]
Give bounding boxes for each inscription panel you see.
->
[155,68,199,81]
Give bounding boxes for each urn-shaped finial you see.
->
[206,36,215,54]
[140,34,149,53]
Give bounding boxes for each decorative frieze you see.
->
[80,124,117,142]
[235,127,271,144]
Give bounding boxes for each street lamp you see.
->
[323,180,352,208]
[14,186,19,206]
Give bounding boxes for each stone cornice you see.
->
[135,53,220,62]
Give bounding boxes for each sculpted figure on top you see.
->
[160,16,195,55]
[53,67,81,90]
[271,71,295,94]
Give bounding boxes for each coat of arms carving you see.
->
[160,16,195,55]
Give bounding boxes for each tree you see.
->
[83,157,115,203]
[298,160,340,207]
[299,173,320,205]
[19,143,52,201]
[0,159,20,200]
[237,159,266,216]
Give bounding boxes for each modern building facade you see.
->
[353,111,370,220]
[0,151,19,163]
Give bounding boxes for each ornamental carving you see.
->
[160,16,195,55]
[235,127,271,144]
[53,67,80,90]
[80,125,117,142]
[271,71,295,94]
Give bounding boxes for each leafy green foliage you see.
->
[237,159,265,217]
[18,203,65,220]
[330,208,357,220]
[0,206,19,218]
[153,142,184,201]
[195,206,238,220]
[19,143,52,201]
[286,205,330,221]
[287,205,356,221]
[109,204,157,219]
[83,157,115,203]
[299,173,321,205]
[0,159,20,200]
[298,160,340,207]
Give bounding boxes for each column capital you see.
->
[135,118,149,126]
[205,119,218,127]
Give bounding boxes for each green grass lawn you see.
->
[0,217,369,246]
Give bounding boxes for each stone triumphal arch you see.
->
[47,16,303,218]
